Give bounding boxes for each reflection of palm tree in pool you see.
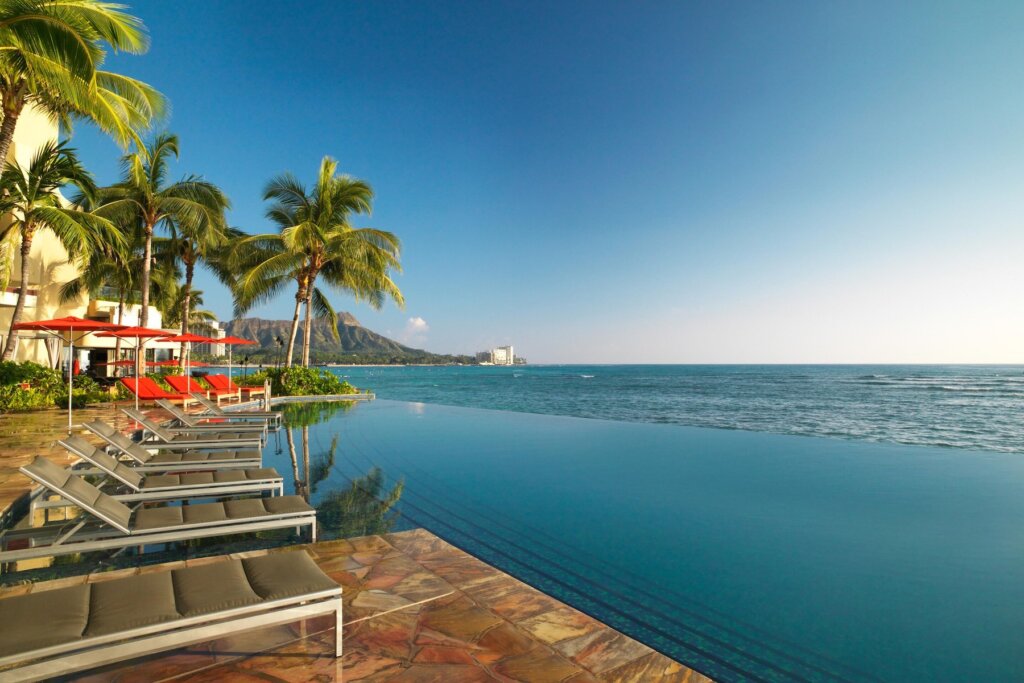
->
[285,427,303,499]
[281,401,355,500]
[316,468,403,539]
[307,435,338,496]
[278,400,402,535]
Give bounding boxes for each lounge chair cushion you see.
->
[23,457,133,532]
[85,572,179,636]
[172,561,262,617]
[264,496,317,515]
[140,468,280,490]
[149,449,260,464]
[243,552,340,601]
[0,584,90,656]
[61,436,145,490]
[131,496,311,531]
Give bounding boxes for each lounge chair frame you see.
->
[0,462,315,563]
[84,422,262,471]
[122,409,264,450]
[126,405,268,438]
[55,437,284,502]
[165,374,237,404]
[0,583,341,682]
[206,373,266,401]
[156,399,279,432]
[191,393,282,424]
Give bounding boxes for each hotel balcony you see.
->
[0,286,37,309]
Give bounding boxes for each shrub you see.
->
[0,385,53,412]
[242,367,359,397]
[0,361,113,412]
[0,361,62,393]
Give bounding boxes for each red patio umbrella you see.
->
[157,333,216,382]
[11,316,125,432]
[219,335,257,379]
[148,359,209,367]
[96,326,178,410]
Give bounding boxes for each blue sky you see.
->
[70,1,1024,363]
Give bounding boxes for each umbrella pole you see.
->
[67,335,73,434]
[134,339,140,412]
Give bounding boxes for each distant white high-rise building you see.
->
[491,345,514,366]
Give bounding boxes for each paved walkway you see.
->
[0,403,170,519]
[0,529,712,682]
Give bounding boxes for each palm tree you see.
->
[58,226,135,371]
[165,220,238,368]
[233,157,403,367]
[93,133,229,373]
[0,0,165,175]
[0,140,121,359]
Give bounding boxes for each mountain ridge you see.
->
[224,316,423,356]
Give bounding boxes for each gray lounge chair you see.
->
[190,393,283,425]
[84,421,261,471]
[0,457,316,563]
[123,406,267,440]
[57,436,284,502]
[157,398,280,429]
[0,551,341,681]
[120,409,264,450]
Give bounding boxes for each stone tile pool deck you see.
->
[0,406,712,682]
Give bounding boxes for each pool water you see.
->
[274,399,1024,683]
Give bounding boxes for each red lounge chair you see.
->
[120,377,191,405]
[207,374,266,401]
[165,375,238,405]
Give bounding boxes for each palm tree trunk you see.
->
[302,293,313,367]
[114,293,125,377]
[0,92,25,177]
[285,427,302,497]
[301,425,311,502]
[137,222,154,377]
[284,288,304,368]
[178,260,194,371]
[1,230,33,361]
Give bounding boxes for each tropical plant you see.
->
[93,133,229,371]
[0,0,165,176]
[0,140,122,359]
[58,217,136,370]
[232,156,403,367]
[242,366,359,396]
[165,221,238,367]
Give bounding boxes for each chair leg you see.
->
[335,601,344,657]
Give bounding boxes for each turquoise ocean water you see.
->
[328,364,1024,452]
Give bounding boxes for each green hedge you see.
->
[0,361,111,412]
[240,367,360,397]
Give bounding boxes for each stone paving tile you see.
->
[0,403,173,518]
[2,527,710,682]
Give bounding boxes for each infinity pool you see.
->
[275,399,1024,682]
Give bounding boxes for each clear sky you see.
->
[70,1,1024,363]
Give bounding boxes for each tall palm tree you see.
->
[93,133,228,373]
[165,220,238,368]
[0,0,165,175]
[58,225,135,371]
[0,140,121,359]
[233,156,403,367]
